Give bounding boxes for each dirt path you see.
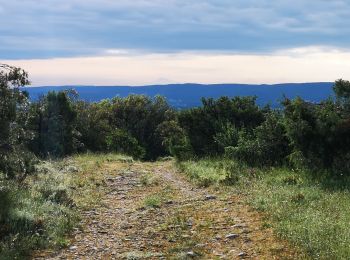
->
[35,160,300,259]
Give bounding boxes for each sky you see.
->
[1,0,350,86]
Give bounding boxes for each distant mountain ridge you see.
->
[22,82,335,108]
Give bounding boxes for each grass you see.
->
[142,185,174,209]
[143,195,162,208]
[162,209,203,258]
[178,158,350,259]
[0,162,78,259]
[0,153,132,259]
[176,159,229,187]
[140,173,160,187]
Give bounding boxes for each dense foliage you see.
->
[29,91,79,158]
[2,64,350,178]
[73,95,176,160]
[0,64,35,180]
[178,96,265,156]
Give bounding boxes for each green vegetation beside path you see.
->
[0,154,132,259]
[179,158,350,259]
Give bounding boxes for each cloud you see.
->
[5,46,350,86]
[1,0,350,59]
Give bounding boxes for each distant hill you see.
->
[22,83,335,108]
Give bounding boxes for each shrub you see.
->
[225,134,260,166]
[106,129,145,159]
[214,122,239,151]
[110,95,174,160]
[74,100,113,152]
[225,112,290,167]
[179,96,265,157]
[282,96,350,173]
[29,91,80,158]
[156,120,193,160]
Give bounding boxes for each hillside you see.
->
[23,82,334,108]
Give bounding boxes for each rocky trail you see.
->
[35,160,300,259]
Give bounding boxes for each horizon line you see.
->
[23,81,335,88]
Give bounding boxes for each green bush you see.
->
[74,100,113,152]
[110,95,174,160]
[106,129,145,159]
[179,96,265,157]
[214,122,239,151]
[156,119,193,160]
[283,96,350,173]
[29,91,79,158]
[225,112,290,167]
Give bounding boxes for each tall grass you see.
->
[0,153,132,259]
[0,161,78,259]
[178,159,350,259]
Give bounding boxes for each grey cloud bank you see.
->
[1,0,350,59]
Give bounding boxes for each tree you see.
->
[0,64,35,179]
[110,95,174,159]
[282,96,347,171]
[106,128,145,159]
[30,91,78,158]
[74,100,112,152]
[179,96,265,156]
[226,112,290,166]
[156,119,193,160]
[334,79,350,111]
